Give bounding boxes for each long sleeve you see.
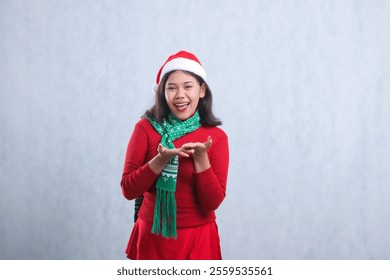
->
[194,130,229,211]
[121,121,159,200]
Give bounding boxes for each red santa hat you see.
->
[153,50,207,93]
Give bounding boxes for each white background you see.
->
[1,0,389,259]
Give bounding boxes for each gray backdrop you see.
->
[1,0,389,259]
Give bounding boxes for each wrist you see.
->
[149,153,170,175]
[157,152,171,163]
[193,152,210,173]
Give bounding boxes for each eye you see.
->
[184,85,193,90]
[167,86,176,91]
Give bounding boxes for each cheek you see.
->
[192,94,202,105]
[164,92,173,104]
[194,99,201,108]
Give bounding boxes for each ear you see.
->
[199,83,206,98]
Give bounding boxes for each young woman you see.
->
[121,50,229,260]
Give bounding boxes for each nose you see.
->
[175,87,185,99]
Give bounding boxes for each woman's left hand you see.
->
[181,136,212,157]
[181,136,212,173]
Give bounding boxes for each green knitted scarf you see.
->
[147,111,201,238]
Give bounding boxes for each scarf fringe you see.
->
[151,189,177,239]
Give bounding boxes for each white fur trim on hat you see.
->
[160,57,207,84]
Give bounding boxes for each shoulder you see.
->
[134,118,153,131]
[130,118,158,138]
[201,125,227,137]
[200,125,228,143]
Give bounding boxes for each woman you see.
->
[121,50,229,259]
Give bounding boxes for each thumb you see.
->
[205,136,212,148]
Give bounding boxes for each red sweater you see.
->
[121,118,229,228]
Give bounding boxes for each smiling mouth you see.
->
[174,102,189,111]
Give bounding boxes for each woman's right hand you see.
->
[148,144,189,175]
[157,143,190,160]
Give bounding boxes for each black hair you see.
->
[142,70,222,126]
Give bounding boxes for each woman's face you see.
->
[164,71,206,121]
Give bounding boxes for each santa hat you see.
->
[153,50,207,93]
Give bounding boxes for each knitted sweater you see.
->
[121,118,229,228]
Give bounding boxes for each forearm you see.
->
[148,153,171,175]
[195,167,226,211]
[193,153,211,173]
[193,133,229,211]
[121,163,158,200]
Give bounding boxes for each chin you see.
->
[176,115,189,121]
[177,111,196,121]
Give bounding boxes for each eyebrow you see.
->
[166,81,194,86]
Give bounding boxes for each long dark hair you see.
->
[143,70,222,126]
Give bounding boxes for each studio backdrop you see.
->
[1,0,389,259]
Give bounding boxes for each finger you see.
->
[205,136,212,148]
[177,149,190,157]
[182,146,196,152]
[183,148,195,154]
[182,143,195,149]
